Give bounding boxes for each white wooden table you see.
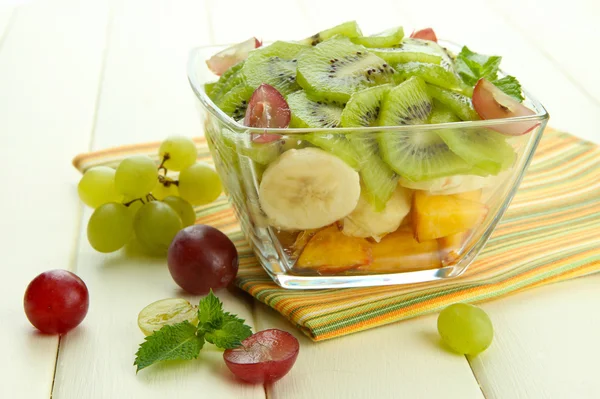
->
[1,0,599,398]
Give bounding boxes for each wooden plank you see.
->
[0,1,109,398]
[473,274,600,399]
[254,302,484,399]
[51,1,265,397]
[485,0,600,107]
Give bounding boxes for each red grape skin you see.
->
[224,329,300,384]
[23,270,89,334]
[167,224,238,295]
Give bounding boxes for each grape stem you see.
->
[158,174,179,187]
[124,198,145,207]
[158,154,170,176]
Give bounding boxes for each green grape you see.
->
[115,155,158,198]
[437,303,494,355]
[178,162,222,206]
[151,180,179,200]
[134,201,183,255]
[78,166,122,208]
[87,203,134,253]
[163,196,196,227]
[159,136,198,171]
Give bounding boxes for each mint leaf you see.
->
[198,290,224,329]
[134,321,204,372]
[456,46,501,86]
[205,318,253,349]
[492,75,524,102]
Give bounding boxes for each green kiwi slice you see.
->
[302,133,361,170]
[394,62,473,96]
[427,85,479,121]
[297,37,395,103]
[340,85,398,210]
[301,21,362,46]
[209,61,246,103]
[287,90,343,128]
[351,27,404,48]
[216,83,254,120]
[372,38,444,65]
[242,41,306,96]
[377,77,471,181]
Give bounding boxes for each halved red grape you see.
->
[206,37,262,76]
[472,78,538,135]
[24,270,89,334]
[410,28,438,42]
[244,84,290,143]
[167,224,238,295]
[223,329,299,384]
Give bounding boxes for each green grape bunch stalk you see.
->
[78,135,223,256]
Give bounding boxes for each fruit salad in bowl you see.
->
[187,21,549,289]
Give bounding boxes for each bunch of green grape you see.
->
[78,136,223,255]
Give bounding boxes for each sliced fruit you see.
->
[291,228,320,257]
[371,38,444,65]
[296,37,395,103]
[410,28,438,42]
[216,82,255,120]
[206,37,261,76]
[428,85,479,121]
[412,190,488,241]
[472,78,538,135]
[399,175,490,195]
[242,41,306,96]
[455,189,482,201]
[287,90,343,128]
[351,26,405,48]
[340,85,398,210]
[220,128,281,165]
[208,61,246,103]
[437,127,516,175]
[358,227,441,273]
[437,190,482,263]
[343,185,412,241]
[301,20,363,46]
[244,84,291,129]
[302,133,360,169]
[395,62,472,96]
[259,147,361,230]
[137,298,198,336]
[378,76,432,126]
[296,225,372,273]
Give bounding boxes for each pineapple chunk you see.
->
[412,190,487,242]
[360,227,441,273]
[296,225,372,273]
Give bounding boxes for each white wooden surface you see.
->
[0,0,599,398]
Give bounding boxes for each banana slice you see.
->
[343,185,412,242]
[399,175,491,195]
[259,147,361,230]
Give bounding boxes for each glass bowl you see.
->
[187,43,549,290]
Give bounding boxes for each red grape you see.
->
[409,27,438,42]
[23,270,89,334]
[167,224,238,295]
[223,329,299,384]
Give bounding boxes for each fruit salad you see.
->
[192,21,546,282]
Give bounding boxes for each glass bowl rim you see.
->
[187,40,550,135]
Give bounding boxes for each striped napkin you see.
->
[73,129,600,341]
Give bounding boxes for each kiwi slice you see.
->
[394,62,473,96]
[428,102,461,124]
[339,85,398,210]
[372,38,444,65]
[437,128,516,175]
[427,85,479,121]
[297,37,395,103]
[204,82,217,97]
[221,129,281,166]
[287,90,343,128]
[209,61,246,103]
[376,77,471,181]
[351,27,404,48]
[216,83,254,120]
[301,21,362,46]
[242,41,306,95]
[302,133,360,170]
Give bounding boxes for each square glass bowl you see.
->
[187,43,549,289]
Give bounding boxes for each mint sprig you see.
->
[134,291,253,372]
[456,46,524,102]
